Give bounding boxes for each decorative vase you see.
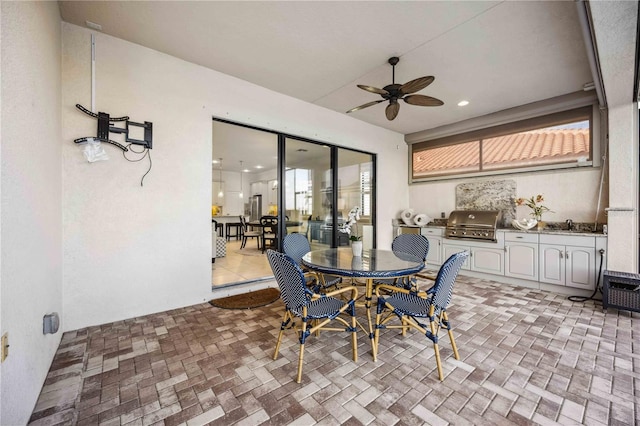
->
[351,240,363,257]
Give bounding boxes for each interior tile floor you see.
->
[212,240,272,287]
[30,275,639,425]
[212,238,330,287]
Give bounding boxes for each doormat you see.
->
[209,288,280,309]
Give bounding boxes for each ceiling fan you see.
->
[346,56,444,121]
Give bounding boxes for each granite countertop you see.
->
[415,224,605,236]
[500,228,605,237]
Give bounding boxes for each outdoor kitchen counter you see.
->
[420,224,605,237]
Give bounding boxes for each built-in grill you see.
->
[445,210,501,242]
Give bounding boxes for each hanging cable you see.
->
[122,144,153,186]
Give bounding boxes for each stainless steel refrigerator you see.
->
[249,195,262,221]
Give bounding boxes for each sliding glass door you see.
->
[284,138,332,249]
[212,117,376,288]
[337,148,375,249]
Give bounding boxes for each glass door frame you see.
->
[212,117,377,250]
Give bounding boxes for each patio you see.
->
[29,275,638,425]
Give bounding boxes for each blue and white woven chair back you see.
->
[392,234,430,261]
[266,250,310,314]
[430,251,469,314]
[282,233,311,266]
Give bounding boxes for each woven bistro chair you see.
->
[267,250,358,383]
[282,233,342,292]
[374,233,430,289]
[374,250,469,381]
[240,215,261,249]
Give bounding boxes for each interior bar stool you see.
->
[212,219,223,238]
[225,216,243,241]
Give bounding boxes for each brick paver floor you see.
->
[29,275,639,425]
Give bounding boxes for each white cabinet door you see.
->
[420,228,443,266]
[443,244,470,270]
[471,247,504,275]
[540,244,565,285]
[425,236,442,265]
[505,243,538,281]
[566,246,595,289]
[540,243,596,290]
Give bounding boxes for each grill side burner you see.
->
[445,210,501,242]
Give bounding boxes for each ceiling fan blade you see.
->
[385,102,400,120]
[346,100,384,114]
[399,76,435,95]
[357,84,389,96]
[403,94,444,107]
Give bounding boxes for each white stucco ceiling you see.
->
[58,1,595,136]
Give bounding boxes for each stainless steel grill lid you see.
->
[445,210,501,242]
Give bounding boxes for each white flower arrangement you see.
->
[339,206,362,241]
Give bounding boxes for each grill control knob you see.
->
[461,231,466,235]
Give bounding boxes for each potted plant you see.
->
[339,206,363,256]
[515,194,553,230]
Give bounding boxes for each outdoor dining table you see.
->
[302,247,424,361]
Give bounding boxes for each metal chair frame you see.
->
[261,215,278,253]
[267,250,358,383]
[240,215,261,249]
[374,251,469,381]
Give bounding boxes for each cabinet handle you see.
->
[566,251,570,259]
[516,236,523,239]
[559,251,564,259]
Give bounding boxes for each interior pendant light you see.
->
[239,160,244,199]
[217,158,224,198]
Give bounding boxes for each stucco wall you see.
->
[61,23,406,331]
[408,167,606,224]
[1,2,63,424]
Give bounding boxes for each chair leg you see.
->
[273,311,290,360]
[350,303,358,362]
[430,319,444,381]
[297,318,308,383]
[443,311,460,360]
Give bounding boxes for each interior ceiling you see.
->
[58,1,594,170]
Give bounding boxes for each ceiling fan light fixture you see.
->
[347,56,444,121]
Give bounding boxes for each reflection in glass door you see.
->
[337,148,375,250]
[284,138,332,249]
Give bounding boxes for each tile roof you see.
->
[413,128,590,176]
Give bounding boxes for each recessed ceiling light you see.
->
[457,100,470,107]
[242,169,250,173]
[255,165,263,169]
[212,160,219,164]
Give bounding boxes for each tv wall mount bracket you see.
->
[74,104,153,151]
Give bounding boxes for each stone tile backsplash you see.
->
[455,180,516,227]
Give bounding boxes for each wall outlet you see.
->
[1,333,8,362]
